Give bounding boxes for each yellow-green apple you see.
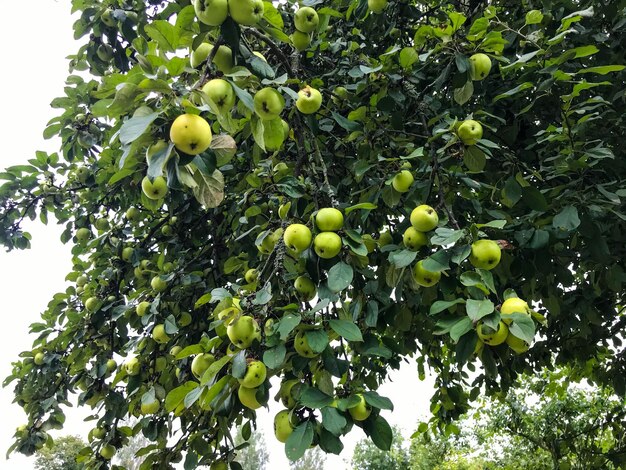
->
[142,176,168,200]
[469,239,501,270]
[378,231,393,247]
[191,353,216,379]
[106,359,117,373]
[151,276,167,292]
[410,205,439,232]
[141,397,160,415]
[85,297,100,312]
[368,0,388,13]
[100,444,116,460]
[228,0,264,25]
[469,53,492,81]
[125,207,140,221]
[506,334,530,354]
[152,324,170,344]
[348,394,371,421]
[412,260,441,287]
[239,360,267,388]
[121,247,134,262]
[477,321,508,346]
[101,9,116,27]
[244,268,259,283]
[238,385,262,409]
[202,78,236,113]
[283,223,312,254]
[279,379,299,408]
[274,409,295,443]
[227,315,261,348]
[315,208,343,231]
[170,114,212,155]
[76,227,91,243]
[291,30,311,51]
[296,86,322,114]
[136,301,151,317]
[210,462,228,470]
[313,232,342,259]
[76,275,88,287]
[403,227,427,250]
[95,218,109,231]
[294,331,317,358]
[294,7,319,33]
[194,0,228,26]
[254,87,285,120]
[457,120,483,145]
[500,297,531,325]
[392,170,414,193]
[191,43,233,72]
[294,276,316,301]
[34,352,45,366]
[125,357,141,376]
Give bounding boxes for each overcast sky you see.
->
[0,2,435,468]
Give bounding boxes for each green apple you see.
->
[210,462,228,470]
[332,86,349,104]
[34,352,45,366]
[85,296,100,312]
[244,268,259,283]
[76,275,88,287]
[227,315,261,349]
[179,311,192,326]
[457,119,483,145]
[392,170,414,193]
[239,360,267,388]
[152,324,170,344]
[291,30,311,51]
[403,227,427,250]
[125,357,141,376]
[218,306,240,326]
[100,444,116,460]
[294,331,317,358]
[378,230,393,247]
[274,409,295,443]
[95,217,109,231]
[161,225,173,236]
[238,385,262,409]
[228,0,264,25]
[506,334,530,354]
[194,0,228,26]
[294,7,319,33]
[91,427,106,439]
[348,394,371,421]
[142,176,168,200]
[469,239,501,270]
[294,276,316,301]
[202,78,236,113]
[121,247,134,262]
[469,53,492,81]
[136,301,151,317]
[125,207,140,221]
[151,276,168,292]
[191,43,233,72]
[412,260,441,287]
[410,205,439,232]
[253,87,285,120]
[283,223,312,254]
[500,297,531,325]
[313,232,342,259]
[477,321,508,346]
[106,359,117,373]
[170,113,212,156]
[191,353,216,379]
[170,346,182,357]
[101,9,116,27]
[141,397,160,415]
[76,227,91,243]
[368,0,388,13]
[296,85,323,114]
[96,44,114,62]
[279,379,299,408]
[315,208,343,231]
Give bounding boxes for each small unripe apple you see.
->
[141,397,160,415]
[227,315,261,349]
[76,275,88,287]
[106,359,117,373]
[469,239,501,270]
[469,53,492,81]
[291,30,311,51]
[348,394,372,421]
[142,176,168,200]
[125,357,141,376]
[85,296,100,312]
[202,78,236,113]
[191,353,216,379]
[121,247,134,262]
[244,268,259,283]
[152,324,170,344]
[125,207,140,221]
[403,227,427,250]
[76,227,91,243]
[296,86,323,114]
[151,276,168,292]
[136,301,151,317]
[412,261,441,287]
[100,444,116,460]
[253,87,285,120]
[239,360,267,388]
[95,218,109,231]
[477,321,508,346]
[294,276,316,301]
[368,0,388,13]
[34,352,45,366]
[294,7,319,33]
[283,224,312,254]
[274,409,295,443]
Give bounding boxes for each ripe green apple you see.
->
[315,208,343,231]
[500,297,531,325]
[85,297,100,312]
[506,334,530,354]
[378,230,393,247]
[244,268,259,283]
[152,324,170,344]
[457,120,483,145]
[294,276,316,301]
[91,427,106,439]
[100,444,116,460]
[469,53,492,81]
[76,275,88,287]
[101,9,116,27]
[142,176,168,200]
[296,85,323,114]
[141,397,160,415]
[121,247,134,262]
[274,409,295,443]
[95,217,109,231]
[191,353,216,379]
[238,385,262,409]
[161,225,173,236]
[178,312,192,327]
[125,207,140,221]
[106,359,117,373]
[412,260,441,287]
[283,223,312,254]
[279,379,299,408]
[191,43,233,72]
[202,78,236,113]
[410,205,439,232]
[136,301,151,317]
[294,331,317,358]
[294,7,319,33]
[403,227,427,250]
[125,357,141,376]
[170,346,182,357]
[170,113,212,156]
[368,0,388,13]
[477,321,508,346]
[469,239,501,270]
[392,170,414,193]
[313,232,342,259]
[291,30,311,51]
[253,87,285,120]
[227,315,261,349]
[218,306,239,326]
[76,227,91,243]
[348,394,371,421]
[194,0,228,26]
[239,360,267,388]
[228,0,264,25]
[151,276,168,292]
[34,352,45,366]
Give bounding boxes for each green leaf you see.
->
[430,299,466,316]
[165,381,198,412]
[331,111,362,131]
[277,313,301,340]
[329,319,363,342]
[465,298,495,322]
[450,317,473,342]
[300,387,334,408]
[192,169,224,208]
[363,415,393,451]
[344,202,377,214]
[553,205,581,232]
[522,186,548,211]
[508,313,536,344]
[389,249,417,268]
[399,47,419,68]
[263,344,286,369]
[422,250,451,272]
[431,228,464,246]
[454,80,474,106]
[525,10,544,25]
[577,65,626,75]
[119,112,160,145]
[327,262,353,293]
[363,391,393,411]
[252,285,272,305]
[200,355,232,386]
[502,177,522,207]
[285,421,314,461]
[321,407,347,436]
[184,385,204,408]
[305,330,329,354]
[493,82,533,101]
[463,146,486,172]
[145,20,178,52]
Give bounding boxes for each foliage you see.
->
[113,420,150,470]
[34,435,86,470]
[2,0,626,467]
[352,425,410,470]
[289,446,327,470]
[233,426,269,470]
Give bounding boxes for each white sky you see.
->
[0,2,435,468]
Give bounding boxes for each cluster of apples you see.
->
[291,7,319,51]
[194,0,264,28]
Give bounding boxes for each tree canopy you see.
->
[2,0,626,468]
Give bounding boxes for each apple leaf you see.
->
[300,387,334,409]
[553,205,581,231]
[430,298,466,316]
[305,330,329,354]
[399,47,419,68]
[327,262,353,292]
[230,82,255,112]
[456,332,478,365]
[174,344,204,360]
[329,319,363,342]
[363,391,394,411]
[286,421,314,461]
[466,299,495,322]
[231,350,247,379]
[363,415,393,451]
[210,134,237,166]
[321,407,347,436]
[277,313,301,340]
[450,317,473,342]
[525,10,544,25]
[120,111,160,145]
[508,313,536,344]
[147,143,173,179]
[454,80,474,105]
[183,385,204,409]
[431,227,465,246]
[192,169,224,208]
[200,355,232,386]
[165,381,198,412]
[422,250,451,272]
[344,202,377,214]
[389,249,417,268]
[263,345,286,369]
[464,145,486,172]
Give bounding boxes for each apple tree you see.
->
[2,0,626,468]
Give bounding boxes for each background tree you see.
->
[289,447,327,470]
[233,426,269,470]
[352,425,410,470]
[113,420,150,470]
[34,435,86,470]
[2,0,626,468]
